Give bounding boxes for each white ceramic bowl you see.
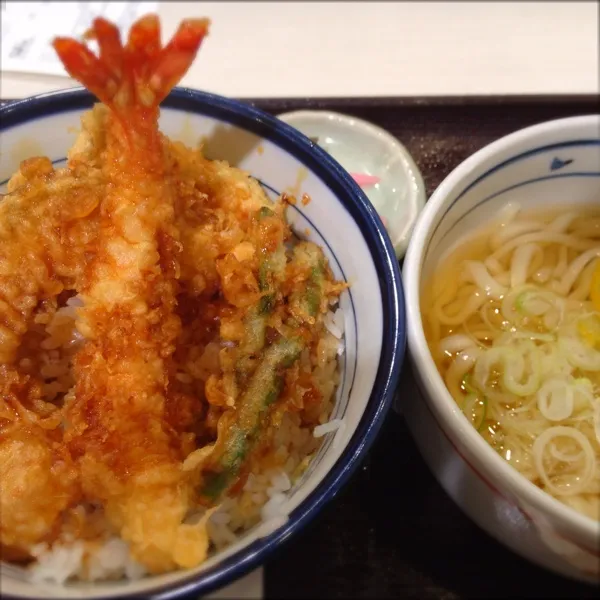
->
[0,88,405,599]
[403,115,600,584]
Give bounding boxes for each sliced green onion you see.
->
[462,372,476,394]
[515,291,528,314]
[463,393,487,431]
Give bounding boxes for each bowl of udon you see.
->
[0,15,404,600]
[403,115,600,583]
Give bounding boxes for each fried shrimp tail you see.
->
[53,15,209,110]
[53,15,208,174]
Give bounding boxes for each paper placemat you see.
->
[1,1,158,77]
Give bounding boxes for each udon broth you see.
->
[422,204,600,521]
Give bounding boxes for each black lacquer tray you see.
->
[2,95,598,599]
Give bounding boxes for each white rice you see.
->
[332,420,347,450]
[324,307,345,356]
[205,467,294,550]
[313,418,343,438]
[30,538,146,585]
[313,414,347,451]
[256,478,290,539]
[30,542,84,585]
[256,515,289,539]
[261,492,287,521]
[266,471,291,494]
[86,539,146,582]
[66,296,85,308]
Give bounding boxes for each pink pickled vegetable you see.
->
[350,173,380,187]
[309,137,380,188]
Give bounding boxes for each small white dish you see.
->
[277,110,425,259]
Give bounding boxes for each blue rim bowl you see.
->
[0,87,405,599]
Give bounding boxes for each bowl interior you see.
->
[0,89,403,599]
[422,125,600,284]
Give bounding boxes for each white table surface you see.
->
[1,1,598,99]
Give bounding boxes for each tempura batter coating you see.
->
[0,156,101,554]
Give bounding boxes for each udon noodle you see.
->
[422,204,600,521]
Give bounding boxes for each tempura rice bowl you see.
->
[0,88,404,599]
[403,115,600,583]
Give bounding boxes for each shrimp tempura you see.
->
[53,15,211,572]
[0,157,101,556]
